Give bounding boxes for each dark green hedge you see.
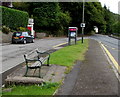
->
[1,6,29,30]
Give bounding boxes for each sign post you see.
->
[81,0,85,43]
[68,27,78,45]
[80,23,85,43]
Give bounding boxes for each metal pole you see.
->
[82,0,85,43]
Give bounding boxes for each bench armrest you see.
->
[36,50,50,57]
[27,59,39,62]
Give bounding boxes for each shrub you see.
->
[17,27,28,31]
[2,25,11,34]
[1,6,29,30]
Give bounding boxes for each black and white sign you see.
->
[80,23,85,28]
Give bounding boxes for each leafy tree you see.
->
[60,2,106,34]
[33,3,71,36]
[112,22,120,34]
[103,5,114,34]
[84,2,106,34]
[12,2,120,36]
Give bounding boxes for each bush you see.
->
[17,27,28,32]
[2,25,11,34]
[1,6,29,30]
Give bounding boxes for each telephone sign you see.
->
[69,28,77,31]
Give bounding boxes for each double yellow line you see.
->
[101,43,120,74]
[53,42,68,48]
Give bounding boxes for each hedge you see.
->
[1,6,29,30]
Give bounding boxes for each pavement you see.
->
[56,39,119,96]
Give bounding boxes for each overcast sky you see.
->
[99,0,119,14]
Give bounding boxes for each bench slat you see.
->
[39,56,49,63]
[31,61,41,67]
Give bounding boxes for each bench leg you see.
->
[39,67,41,78]
[33,68,37,76]
[25,67,28,77]
[47,58,50,66]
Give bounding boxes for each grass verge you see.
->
[50,39,89,67]
[2,82,59,96]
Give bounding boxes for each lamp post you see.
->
[81,0,85,43]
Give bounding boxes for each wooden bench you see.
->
[24,48,50,78]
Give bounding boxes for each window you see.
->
[22,32,29,36]
[13,32,22,37]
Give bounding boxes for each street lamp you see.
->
[81,0,85,43]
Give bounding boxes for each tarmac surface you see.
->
[56,39,119,96]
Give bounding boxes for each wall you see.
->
[1,32,13,43]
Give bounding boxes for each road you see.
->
[1,38,69,74]
[90,34,119,64]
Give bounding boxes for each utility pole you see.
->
[81,0,85,43]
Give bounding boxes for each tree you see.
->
[103,5,114,34]
[112,21,120,34]
[60,2,106,34]
[84,2,106,34]
[33,2,71,36]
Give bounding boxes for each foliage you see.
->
[85,2,106,34]
[2,25,11,34]
[17,27,29,32]
[1,6,29,30]
[33,3,71,36]
[103,5,114,34]
[59,2,106,34]
[50,39,89,67]
[112,21,120,34]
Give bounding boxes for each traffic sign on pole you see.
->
[80,23,85,28]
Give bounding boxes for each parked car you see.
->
[12,32,34,44]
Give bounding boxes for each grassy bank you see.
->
[50,39,89,67]
[2,83,59,96]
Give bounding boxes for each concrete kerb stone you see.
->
[5,76,45,86]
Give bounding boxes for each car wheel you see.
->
[32,39,34,43]
[23,40,27,44]
[12,41,15,44]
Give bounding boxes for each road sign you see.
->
[80,23,85,28]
